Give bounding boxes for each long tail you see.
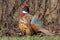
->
[39,28,55,36]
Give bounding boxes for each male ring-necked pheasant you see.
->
[19,4,54,36]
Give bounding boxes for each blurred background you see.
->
[0,0,60,36]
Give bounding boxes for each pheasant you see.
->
[19,4,54,36]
